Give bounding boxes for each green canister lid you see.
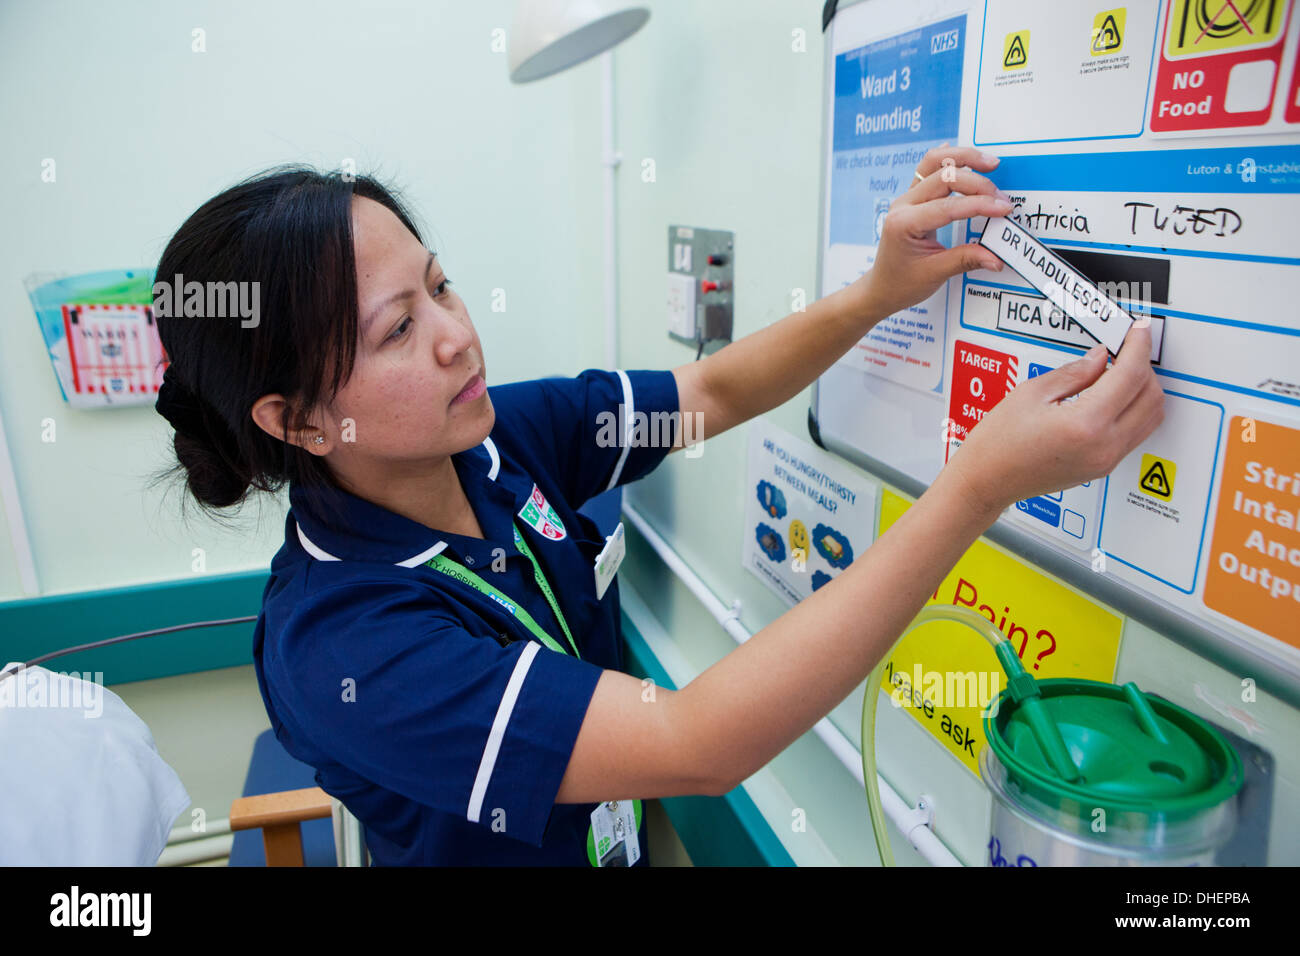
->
[984,679,1243,831]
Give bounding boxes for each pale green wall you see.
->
[610,0,826,639]
[0,0,606,598]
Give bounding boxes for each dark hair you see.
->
[149,164,426,526]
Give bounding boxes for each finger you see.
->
[1022,345,1109,404]
[1130,384,1168,447]
[1079,322,1154,418]
[1113,367,1165,438]
[1096,372,1165,473]
[914,241,1006,282]
[906,167,1001,205]
[903,192,1013,235]
[915,145,1000,178]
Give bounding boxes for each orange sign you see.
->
[1204,416,1300,648]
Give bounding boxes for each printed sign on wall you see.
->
[742,420,878,607]
[827,13,967,393]
[1203,414,1300,647]
[876,489,1124,777]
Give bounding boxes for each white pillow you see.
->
[0,664,191,865]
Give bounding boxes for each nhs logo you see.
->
[931,29,960,54]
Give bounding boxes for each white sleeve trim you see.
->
[605,369,635,492]
[466,640,540,824]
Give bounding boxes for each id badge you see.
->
[593,522,625,601]
[590,799,640,867]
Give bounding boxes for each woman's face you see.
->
[315,196,494,473]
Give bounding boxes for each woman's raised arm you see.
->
[557,322,1162,802]
[670,146,1010,452]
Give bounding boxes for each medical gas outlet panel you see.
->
[667,225,734,350]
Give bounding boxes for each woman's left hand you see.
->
[849,145,1013,322]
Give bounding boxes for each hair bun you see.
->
[156,364,251,508]
[155,365,208,437]
[172,428,250,509]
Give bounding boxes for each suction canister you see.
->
[861,606,1245,868]
[981,664,1244,867]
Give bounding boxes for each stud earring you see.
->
[313,435,325,445]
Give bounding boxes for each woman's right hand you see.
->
[943,321,1165,517]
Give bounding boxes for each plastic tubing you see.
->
[860,604,1013,867]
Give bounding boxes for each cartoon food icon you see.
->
[812,523,853,569]
[755,522,786,562]
[756,480,787,519]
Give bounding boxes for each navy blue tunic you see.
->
[252,368,680,864]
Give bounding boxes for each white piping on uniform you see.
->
[297,522,341,561]
[605,369,634,491]
[467,640,540,824]
[295,438,498,565]
[396,541,449,568]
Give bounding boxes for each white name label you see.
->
[978,216,1134,355]
[593,521,625,601]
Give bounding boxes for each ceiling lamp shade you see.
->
[509,1,650,83]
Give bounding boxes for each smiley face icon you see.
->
[788,519,809,557]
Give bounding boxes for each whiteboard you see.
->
[812,0,1300,704]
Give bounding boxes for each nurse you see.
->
[152,149,1162,866]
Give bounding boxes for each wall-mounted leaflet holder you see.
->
[24,270,164,409]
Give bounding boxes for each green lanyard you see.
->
[425,520,579,659]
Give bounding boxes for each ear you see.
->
[251,393,324,453]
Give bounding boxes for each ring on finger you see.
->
[913,169,925,182]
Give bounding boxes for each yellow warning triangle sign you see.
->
[1140,460,1172,498]
[1092,14,1122,54]
[1005,33,1027,67]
